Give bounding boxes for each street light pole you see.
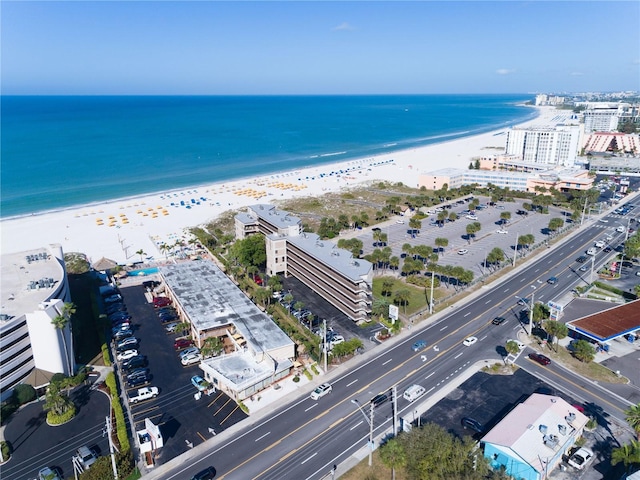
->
[429,269,435,314]
[528,288,535,336]
[351,399,375,467]
[513,234,519,267]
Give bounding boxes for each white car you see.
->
[129,386,159,404]
[586,247,597,256]
[181,353,203,366]
[310,383,332,400]
[117,349,138,361]
[617,225,626,233]
[496,229,508,234]
[395,218,405,224]
[465,214,478,220]
[594,240,605,248]
[568,447,594,470]
[506,339,525,350]
[599,218,608,223]
[165,322,179,333]
[330,335,345,345]
[458,249,469,255]
[463,336,478,346]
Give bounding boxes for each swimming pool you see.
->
[127,267,159,276]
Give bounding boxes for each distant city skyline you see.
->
[2,1,639,95]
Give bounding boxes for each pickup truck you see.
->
[128,386,159,404]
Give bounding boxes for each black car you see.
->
[576,255,588,263]
[491,316,506,326]
[157,307,176,314]
[142,280,161,290]
[106,303,127,315]
[189,467,216,480]
[461,417,483,433]
[516,209,528,216]
[603,247,612,253]
[127,375,150,389]
[127,368,150,381]
[122,355,147,372]
[371,393,389,408]
[113,329,133,341]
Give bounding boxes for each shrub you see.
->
[47,403,77,425]
[303,369,312,380]
[102,343,112,366]
[292,375,300,383]
[51,373,67,384]
[311,364,319,375]
[13,384,36,405]
[238,401,249,414]
[0,441,11,462]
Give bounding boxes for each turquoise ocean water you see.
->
[0,94,535,219]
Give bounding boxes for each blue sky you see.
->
[2,1,639,95]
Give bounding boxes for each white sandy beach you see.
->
[1,106,562,265]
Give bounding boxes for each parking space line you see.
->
[213,398,232,416]
[220,404,241,425]
[197,431,207,442]
[207,391,225,408]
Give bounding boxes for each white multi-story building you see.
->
[580,102,639,133]
[0,245,74,401]
[505,125,581,167]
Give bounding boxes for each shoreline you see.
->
[1,106,562,265]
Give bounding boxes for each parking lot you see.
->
[421,369,632,480]
[116,285,247,466]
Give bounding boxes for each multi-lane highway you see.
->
[147,197,639,480]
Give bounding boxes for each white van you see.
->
[403,384,426,402]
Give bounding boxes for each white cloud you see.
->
[496,68,515,75]
[332,22,355,31]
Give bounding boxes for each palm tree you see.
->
[611,440,640,473]
[505,340,520,364]
[379,438,406,480]
[393,289,411,314]
[135,249,146,262]
[201,336,224,358]
[382,278,395,297]
[51,302,76,375]
[174,321,191,337]
[624,403,640,438]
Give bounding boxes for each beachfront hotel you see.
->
[235,205,373,323]
[157,261,295,401]
[0,244,74,401]
[578,102,639,133]
[505,124,582,167]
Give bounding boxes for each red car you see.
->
[254,274,263,286]
[153,297,172,308]
[174,338,193,350]
[529,353,551,366]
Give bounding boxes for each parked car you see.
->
[106,303,127,315]
[116,337,138,350]
[371,393,389,408]
[128,386,159,404]
[191,375,209,391]
[117,349,139,362]
[496,229,508,234]
[113,329,133,341]
[153,297,172,308]
[461,417,483,433]
[458,249,469,255]
[528,353,551,365]
[463,336,478,346]
[310,383,332,400]
[121,355,147,372]
[179,347,200,359]
[165,322,179,333]
[492,317,506,325]
[568,447,594,470]
[74,445,98,471]
[159,313,178,322]
[38,467,62,480]
[127,375,150,388]
[104,294,123,304]
[412,340,427,352]
[181,353,203,366]
[174,338,193,350]
[254,274,263,286]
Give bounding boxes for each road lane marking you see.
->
[301,452,317,464]
[440,325,448,331]
[454,352,463,359]
[382,359,393,366]
[463,312,470,317]
[305,404,317,412]
[350,421,363,431]
[255,431,271,442]
[503,288,510,292]
[485,300,491,304]
[425,372,435,379]
[346,379,358,387]
[534,268,540,272]
[480,335,487,341]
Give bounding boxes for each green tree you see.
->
[293,301,305,316]
[624,403,640,437]
[408,217,421,231]
[201,336,224,358]
[572,339,596,363]
[611,440,640,473]
[174,321,191,337]
[135,249,146,262]
[52,302,76,375]
[267,275,283,293]
[499,211,511,225]
[379,438,406,480]
[543,320,568,352]
[434,237,448,257]
[382,278,395,297]
[372,297,390,320]
[466,222,481,242]
[548,217,564,233]
[253,287,271,308]
[505,340,521,357]
[230,234,266,269]
[43,381,74,417]
[393,289,411,314]
[623,232,640,260]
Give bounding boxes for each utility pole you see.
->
[580,195,589,226]
[429,269,435,314]
[528,289,535,336]
[106,415,119,480]
[323,319,328,373]
[392,386,398,437]
[513,234,519,267]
